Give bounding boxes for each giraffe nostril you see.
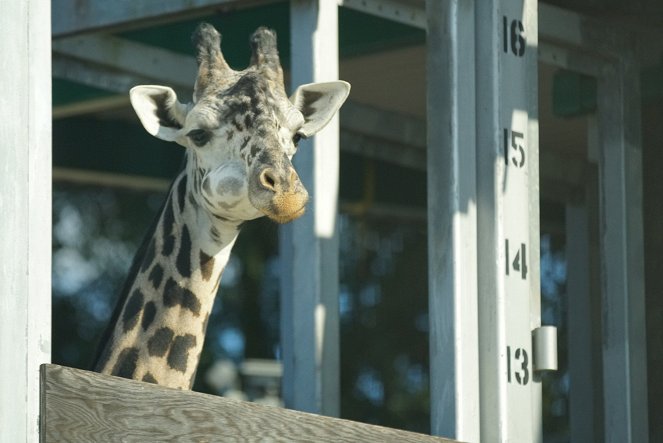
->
[289,168,298,184]
[259,169,277,191]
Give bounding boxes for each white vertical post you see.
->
[425,1,480,441]
[0,0,52,441]
[280,0,340,416]
[476,0,541,441]
[597,59,649,443]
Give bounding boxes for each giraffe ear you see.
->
[130,85,189,145]
[289,81,350,138]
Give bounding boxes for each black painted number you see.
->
[503,16,526,57]
[504,128,525,168]
[506,346,530,385]
[505,240,528,280]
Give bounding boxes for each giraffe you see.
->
[92,23,350,389]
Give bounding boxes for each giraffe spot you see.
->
[148,327,175,357]
[250,143,261,159]
[141,240,157,272]
[167,334,197,373]
[241,136,251,150]
[162,196,176,256]
[177,175,188,213]
[244,113,253,129]
[122,289,144,332]
[111,347,139,379]
[148,263,164,290]
[142,301,157,331]
[163,278,201,316]
[142,372,158,384]
[232,118,244,132]
[200,251,215,281]
[176,226,192,278]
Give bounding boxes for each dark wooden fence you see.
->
[40,364,459,442]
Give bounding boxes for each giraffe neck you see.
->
[94,170,241,389]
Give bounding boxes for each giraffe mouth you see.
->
[262,203,306,224]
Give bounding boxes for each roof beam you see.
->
[53,35,196,88]
[338,0,425,29]
[52,0,276,38]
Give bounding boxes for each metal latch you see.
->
[532,326,558,372]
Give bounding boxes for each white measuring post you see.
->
[476,0,544,441]
[0,0,52,441]
[280,0,341,416]
[425,1,480,441]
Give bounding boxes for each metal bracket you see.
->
[532,326,558,372]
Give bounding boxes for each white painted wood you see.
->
[52,0,254,37]
[0,0,52,441]
[280,0,340,416]
[53,35,197,89]
[425,1,479,441]
[597,57,649,443]
[475,0,541,441]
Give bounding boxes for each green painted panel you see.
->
[117,3,291,70]
[552,70,597,118]
[642,63,663,104]
[53,78,117,107]
[54,117,184,180]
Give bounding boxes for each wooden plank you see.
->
[41,364,457,443]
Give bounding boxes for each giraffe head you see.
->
[129,23,350,224]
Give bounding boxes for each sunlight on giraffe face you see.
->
[129,24,350,224]
[182,70,309,224]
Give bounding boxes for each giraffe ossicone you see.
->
[92,23,350,389]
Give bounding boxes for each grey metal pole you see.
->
[425,1,480,441]
[281,0,341,417]
[597,57,649,443]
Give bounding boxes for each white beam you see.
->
[0,0,52,441]
[280,0,341,416]
[425,0,479,440]
[52,0,272,37]
[53,35,197,89]
[53,55,154,95]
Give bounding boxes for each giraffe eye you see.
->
[187,129,212,147]
[292,133,303,146]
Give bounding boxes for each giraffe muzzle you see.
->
[254,166,308,223]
